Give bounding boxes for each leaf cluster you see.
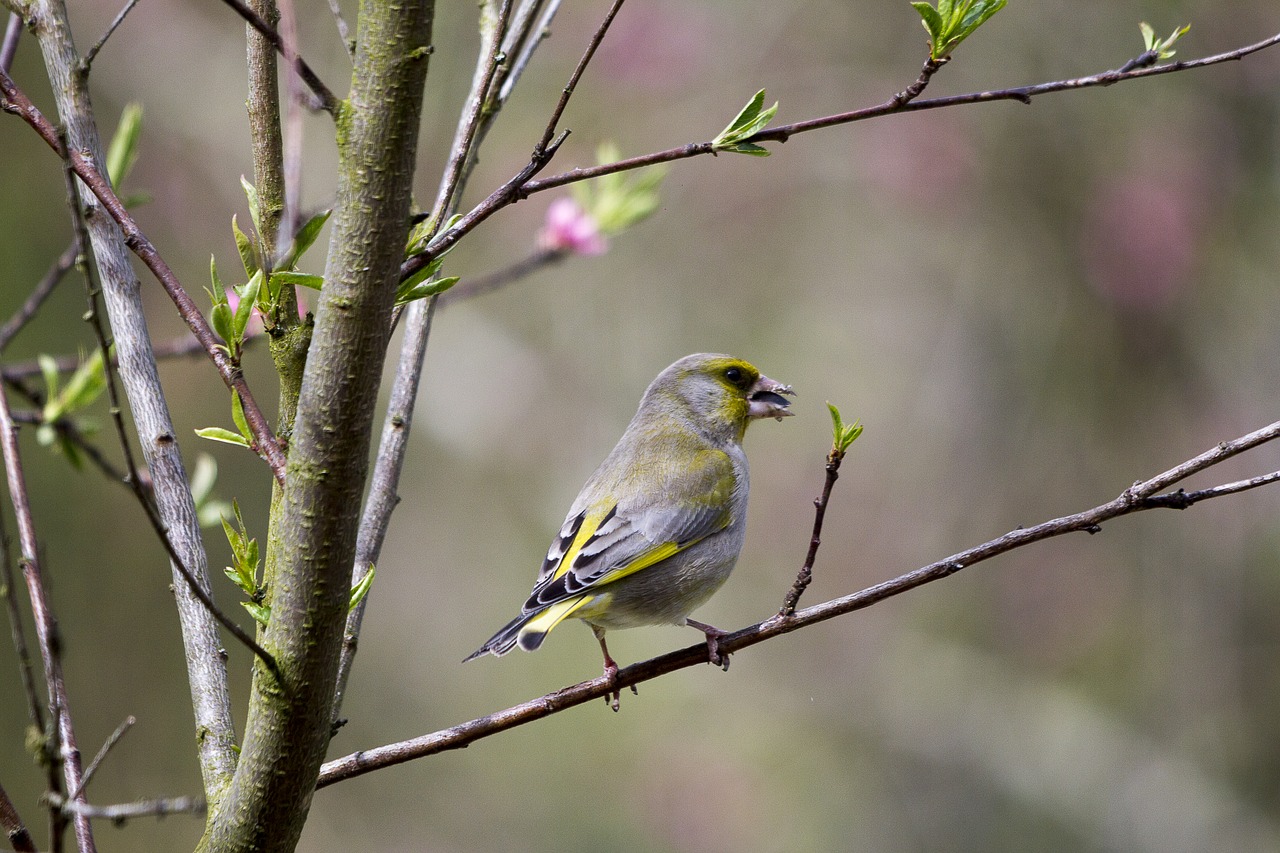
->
[910,0,1006,60]
[711,89,779,156]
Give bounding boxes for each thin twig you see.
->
[218,0,339,113]
[335,0,518,725]
[408,0,628,273]
[534,0,624,154]
[45,793,206,822]
[0,503,45,735]
[273,0,304,264]
[324,0,354,59]
[6,406,134,485]
[81,0,140,72]
[318,417,1280,786]
[431,0,514,225]
[0,13,20,77]
[59,141,281,678]
[0,780,36,853]
[0,69,288,484]
[0,243,77,353]
[0,384,96,850]
[779,442,846,617]
[437,247,566,308]
[515,30,1280,196]
[892,55,947,105]
[497,0,563,104]
[71,716,135,798]
[0,330,254,382]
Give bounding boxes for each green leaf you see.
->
[279,208,332,269]
[42,350,106,423]
[240,175,262,243]
[242,601,271,626]
[232,270,263,343]
[195,427,251,447]
[190,454,233,528]
[912,0,1006,59]
[911,1,944,40]
[1140,22,1190,60]
[349,565,375,611]
[57,349,106,415]
[105,102,143,191]
[190,453,218,505]
[270,271,325,291]
[211,303,235,350]
[717,89,765,141]
[720,142,771,157]
[38,355,60,404]
[395,276,459,307]
[712,89,779,154]
[230,390,251,443]
[826,402,864,454]
[208,256,227,304]
[232,215,258,278]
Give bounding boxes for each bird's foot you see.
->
[686,618,731,671]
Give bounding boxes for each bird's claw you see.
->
[687,618,731,671]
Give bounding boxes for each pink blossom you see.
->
[538,198,607,256]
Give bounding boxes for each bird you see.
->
[464,353,794,708]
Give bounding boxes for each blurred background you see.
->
[2,0,1280,850]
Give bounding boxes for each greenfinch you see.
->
[465,353,793,701]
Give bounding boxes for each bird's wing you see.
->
[523,448,737,612]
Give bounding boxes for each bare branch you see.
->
[0,242,77,353]
[318,418,1280,786]
[45,792,206,822]
[324,0,353,59]
[218,0,339,114]
[780,441,847,616]
[496,0,563,104]
[0,68,288,484]
[0,383,96,850]
[436,247,567,308]
[534,0,625,155]
[81,0,139,71]
[0,500,45,736]
[515,30,1280,196]
[0,13,18,79]
[71,716,136,798]
[431,0,514,224]
[0,780,36,853]
[58,144,280,676]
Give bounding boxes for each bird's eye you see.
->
[725,366,745,386]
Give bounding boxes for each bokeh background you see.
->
[3,0,1280,850]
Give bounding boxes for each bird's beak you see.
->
[747,374,795,421]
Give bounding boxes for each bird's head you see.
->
[644,353,794,443]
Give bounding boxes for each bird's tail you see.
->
[462,597,594,662]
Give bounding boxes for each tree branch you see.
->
[0,242,77,353]
[45,793,206,822]
[0,381,96,851]
[202,0,435,846]
[513,30,1280,196]
[0,780,35,853]
[317,417,1280,787]
[0,68,288,484]
[60,144,280,679]
[80,0,138,71]
[218,0,339,114]
[13,0,242,801]
[335,0,515,727]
